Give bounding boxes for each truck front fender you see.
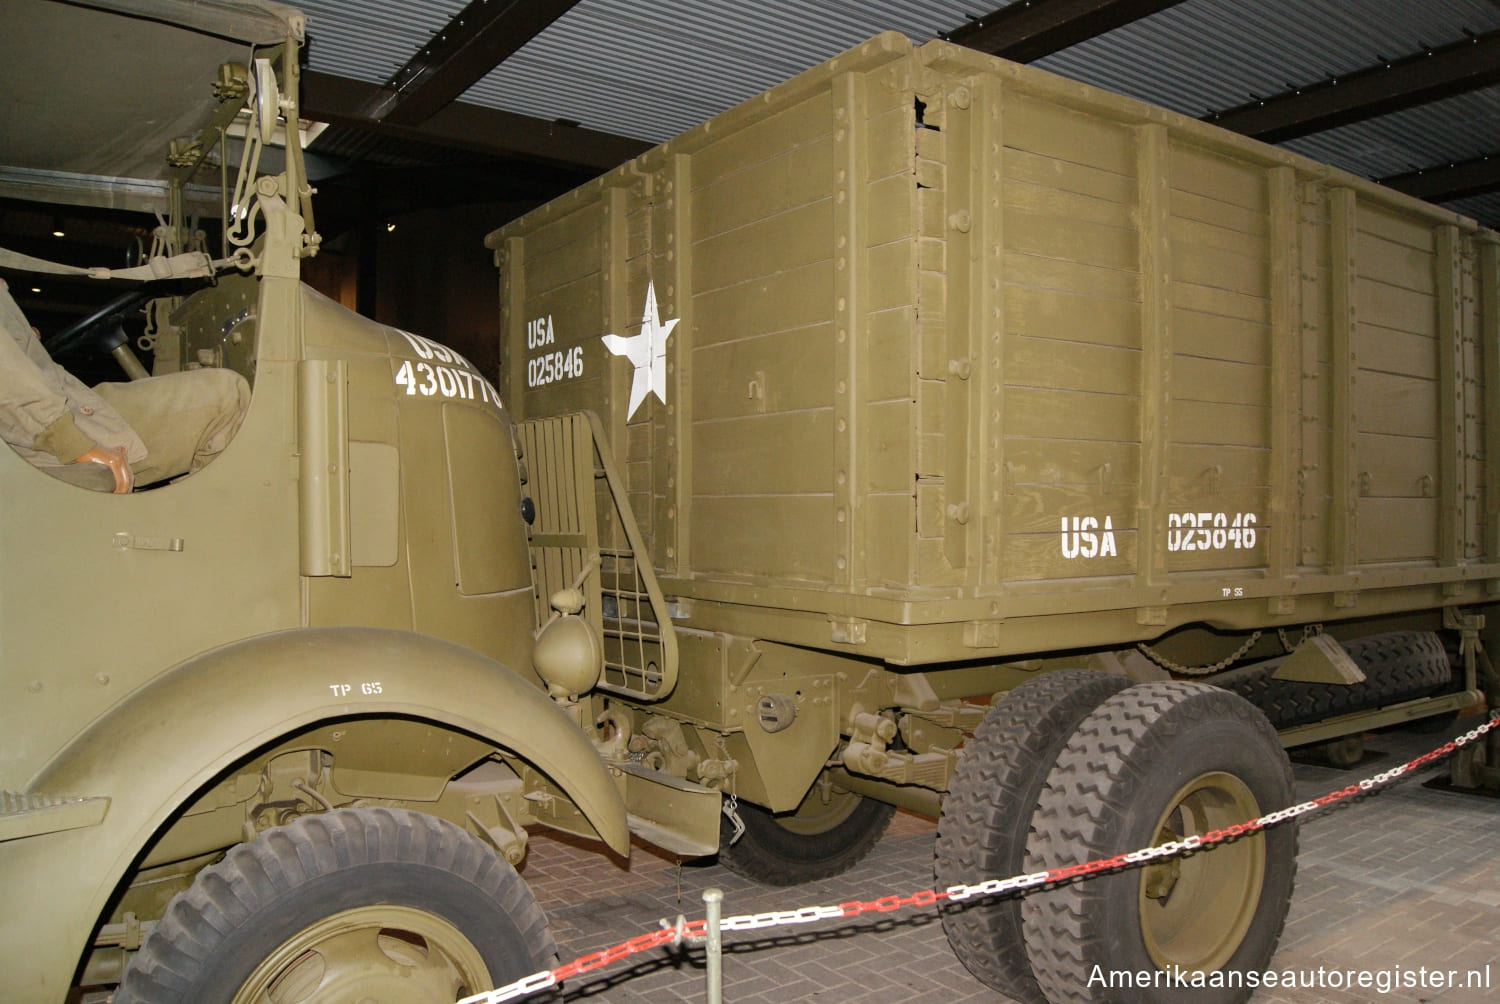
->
[6,627,625,1003]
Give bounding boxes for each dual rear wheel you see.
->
[937,675,1297,1004]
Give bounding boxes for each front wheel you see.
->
[1022,682,1297,1004]
[718,778,895,886]
[115,807,555,1004]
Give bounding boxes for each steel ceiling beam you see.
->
[1380,154,1500,204]
[365,0,580,127]
[302,70,649,174]
[942,0,1188,62]
[1207,31,1500,143]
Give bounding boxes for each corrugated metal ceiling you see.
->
[293,0,1500,226]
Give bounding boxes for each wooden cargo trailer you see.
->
[488,33,1500,1003]
[488,31,1500,666]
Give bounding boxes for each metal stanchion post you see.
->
[703,887,724,1004]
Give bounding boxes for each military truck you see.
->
[3,3,721,1002]
[487,29,1500,1004]
[2,6,1495,1004]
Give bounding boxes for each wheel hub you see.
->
[1138,771,1265,974]
[232,906,491,1004]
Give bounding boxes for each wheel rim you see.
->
[1138,771,1264,973]
[230,905,492,1004]
[773,782,863,836]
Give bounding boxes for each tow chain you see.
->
[456,713,1500,1004]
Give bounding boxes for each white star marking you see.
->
[600,280,679,419]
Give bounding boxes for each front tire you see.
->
[1022,682,1297,1004]
[718,778,895,886]
[115,807,555,1004]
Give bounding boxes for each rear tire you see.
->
[115,807,554,1004]
[1022,682,1297,1004]
[934,669,1132,1003]
[718,779,895,886]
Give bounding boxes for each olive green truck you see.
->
[3,7,1497,1004]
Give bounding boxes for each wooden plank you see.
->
[1005,206,1138,271]
[694,410,834,496]
[1005,386,1139,442]
[1003,90,1135,177]
[1355,280,1438,338]
[1003,438,1142,489]
[519,201,606,259]
[1356,230,1437,294]
[1004,252,1139,304]
[869,239,917,313]
[1173,243,1271,300]
[864,399,915,493]
[1004,147,1136,206]
[1170,144,1269,213]
[866,494,915,586]
[1355,203,1437,253]
[1358,499,1439,562]
[1172,282,1271,325]
[1004,526,1138,582]
[1172,311,1269,365]
[1354,432,1440,497]
[1356,371,1439,438]
[692,137,833,240]
[1006,335,1140,395]
[1169,190,1268,238]
[1168,445,1270,490]
[865,102,915,181]
[1005,285,1140,347]
[523,231,603,299]
[1005,486,1138,534]
[1484,242,1500,562]
[693,259,833,345]
[690,91,833,190]
[1352,326,1437,379]
[690,496,835,580]
[1268,166,1300,584]
[692,323,834,422]
[832,70,867,587]
[1169,214,1270,257]
[1170,400,1270,448]
[1330,187,1357,573]
[1004,178,1135,230]
[866,172,914,248]
[866,306,917,401]
[693,198,833,290]
[1173,356,1269,406]
[1437,225,1463,567]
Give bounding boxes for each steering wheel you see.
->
[44,287,157,359]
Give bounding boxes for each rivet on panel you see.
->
[95,673,110,686]
[837,380,847,394]
[837,556,848,570]
[837,471,848,485]
[837,509,847,523]
[837,418,848,432]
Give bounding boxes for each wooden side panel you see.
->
[1352,201,1440,563]
[994,89,1142,583]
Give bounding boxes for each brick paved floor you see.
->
[518,715,1500,1003]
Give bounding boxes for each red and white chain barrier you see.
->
[457,713,1500,1004]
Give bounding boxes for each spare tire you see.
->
[1206,631,1450,729]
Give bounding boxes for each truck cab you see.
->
[0,4,695,1000]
